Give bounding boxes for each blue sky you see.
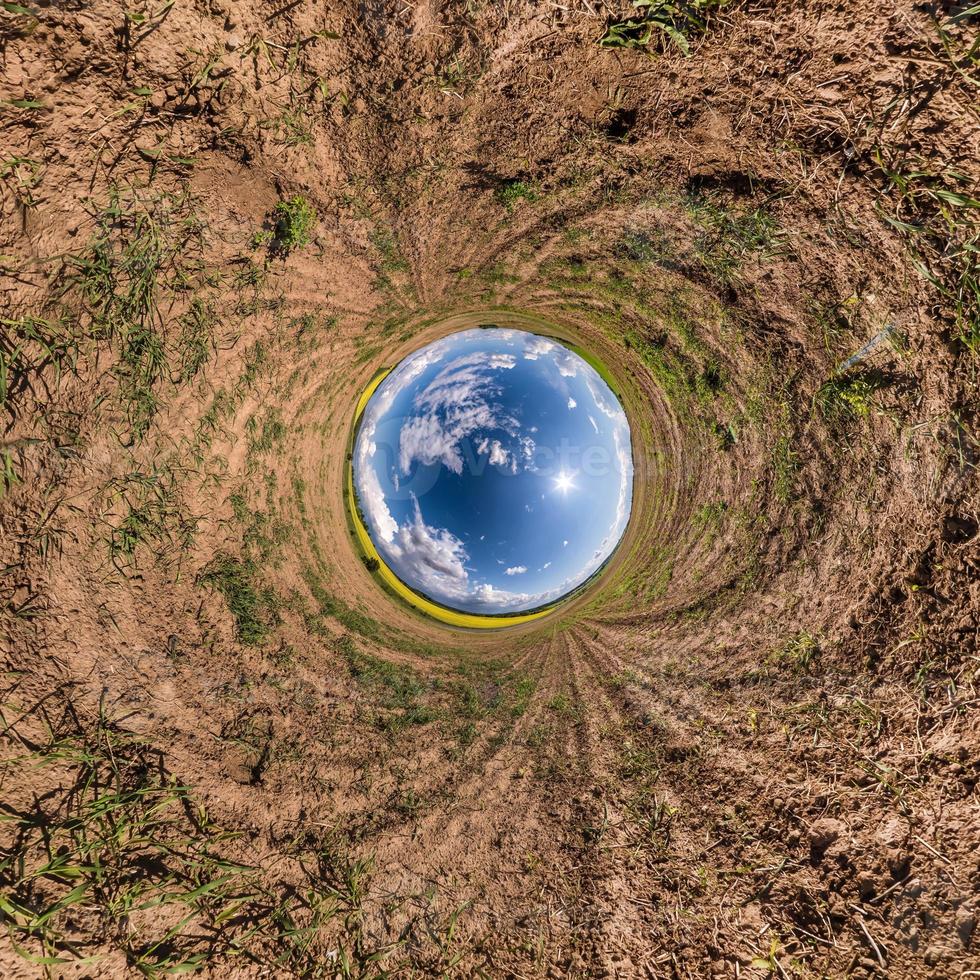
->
[353,327,633,614]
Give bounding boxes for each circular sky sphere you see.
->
[352,327,634,615]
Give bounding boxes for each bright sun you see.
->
[554,471,575,494]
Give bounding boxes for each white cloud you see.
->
[522,335,580,377]
[553,347,581,378]
[567,397,577,409]
[522,336,556,361]
[584,371,627,425]
[354,339,451,540]
[477,436,516,473]
[468,582,534,609]
[489,440,511,468]
[542,561,551,569]
[358,343,446,448]
[611,426,632,539]
[395,350,523,476]
[589,415,599,434]
[505,565,527,575]
[400,409,492,474]
[357,464,398,543]
[383,495,471,605]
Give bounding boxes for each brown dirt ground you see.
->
[1,1,978,978]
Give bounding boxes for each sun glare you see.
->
[554,471,575,494]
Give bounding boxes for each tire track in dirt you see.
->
[352,627,598,968]
[561,617,805,975]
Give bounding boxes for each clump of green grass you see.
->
[59,187,213,443]
[814,371,888,426]
[453,678,503,721]
[290,311,337,351]
[176,296,215,382]
[434,51,477,93]
[246,407,287,458]
[230,490,293,563]
[271,106,313,146]
[237,338,269,391]
[117,322,166,441]
[0,446,17,499]
[509,676,536,718]
[647,543,674,597]
[0,709,264,976]
[495,179,538,210]
[618,739,676,852]
[742,365,800,502]
[693,501,727,543]
[345,644,422,705]
[0,314,81,416]
[1,155,43,210]
[770,430,798,502]
[615,228,673,264]
[710,420,735,450]
[685,193,783,283]
[0,701,380,974]
[110,494,165,559]
[623,325,726,434]
[873,152,979,353]
[232,259,269,317]
[341,637,438,733]
[694,358,725,399]
[624,327,693,406]
[272,195,317,255]
[600,0,732,56]
[811,294,861,357]
[303,569,382,639]
[0,706,254,975]
[0,4,40,36]
[479,261,519,285]
[106,470,198,569]
[932,4,980,81]
[370,227,410,275]
[768,630,820,671]
[199,553,279,644]
[66,187,202,342]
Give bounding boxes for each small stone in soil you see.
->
[808,816,844,853]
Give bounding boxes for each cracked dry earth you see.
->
[1,0,979,978]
